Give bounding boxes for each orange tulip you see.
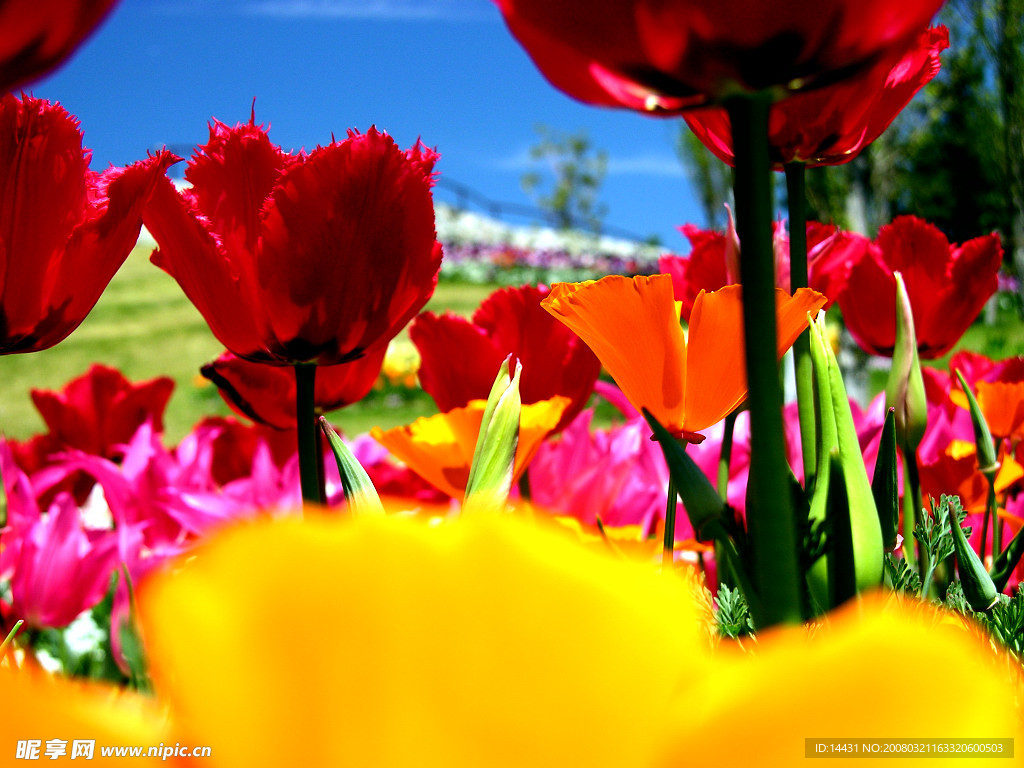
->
[541,275,826,441]
[371,397,568,500]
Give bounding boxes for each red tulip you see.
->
[0,0,119,92]
[660,218,838,321]
[143,117,443,366]
[495,0,944,113]
[30,364,174,459]
[410,284,601,432]
[683,27,949,167]
[201,348,387,430]
[0,94,173,354]
[835,216,1003,359]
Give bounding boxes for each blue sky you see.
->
[31,0,705,248]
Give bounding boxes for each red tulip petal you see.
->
[145,172,272,359]
[258,128,441,364]
[411,311,505,413]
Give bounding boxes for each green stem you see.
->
[785,162,817,491]
[716,411,739,591]
[983,473,999,564]
[295,364,322,505]
[902,448,922,572]
[727,92,802,628]
[717,410,738,501]
[663,476,678,571]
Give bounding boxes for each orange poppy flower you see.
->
[950,380,1024,441]
[541,275,826,441]
[371,397,569,500]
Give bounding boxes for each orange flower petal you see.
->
[975,381,1024,440]
[682,285,826,433]
[542,275,687,431]
[372,411,475,499]
[373,397,569,500]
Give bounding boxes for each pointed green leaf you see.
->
[0,619,23,663]
[643,408,760,617]
[991,524,1024,593]
[319,417,385,516]
[825,449,857,608]
[464,356,520,513]
[871,408,899,551]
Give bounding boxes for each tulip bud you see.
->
[953,370,1000,479]
[885,271,928,454]
[947,497,999,611]
[807,312,884,607]
[320,417,384,516]
[464,355,521,513]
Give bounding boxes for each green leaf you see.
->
[826,449,857,608]
[319,417,384,516]
[991,523,1024,593]
[643,407,760,619]
[871,408,899,551]
[0,619,23,662]
[464,356,520,513]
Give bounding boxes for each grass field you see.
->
[0,243,495,443]
[3,240,1023,447]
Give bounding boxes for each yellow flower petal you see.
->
[655,593,1019,767]
[0,666,168,765]
[373,397,568,500]
[140,512,706,768]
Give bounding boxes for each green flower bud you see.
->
[885,271,927,454]
[464,355,521,513]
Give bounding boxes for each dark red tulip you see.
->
[0,94,174,354]
[836,216,1003,359]
[143,117,443,367]
[30,364,174,458]
[660,218,839,321]
[411,284,601,432]
[201,348,387,430]
[0,0,119,92]
[683,27,948,168]
[495,0,944,113]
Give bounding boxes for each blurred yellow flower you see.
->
[3,515,1018,768]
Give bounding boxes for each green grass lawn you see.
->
[0,244,496,443]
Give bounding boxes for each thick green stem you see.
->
[717,410,738,500]
[295,364,323,505]
[785,162,817,490]
[982,473,1000,564]
[663,477,678,571]
[727,93,803,627]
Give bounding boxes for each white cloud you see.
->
[245,0,489,20]
[494,148,685,178]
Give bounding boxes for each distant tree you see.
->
[521,125,608,233]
